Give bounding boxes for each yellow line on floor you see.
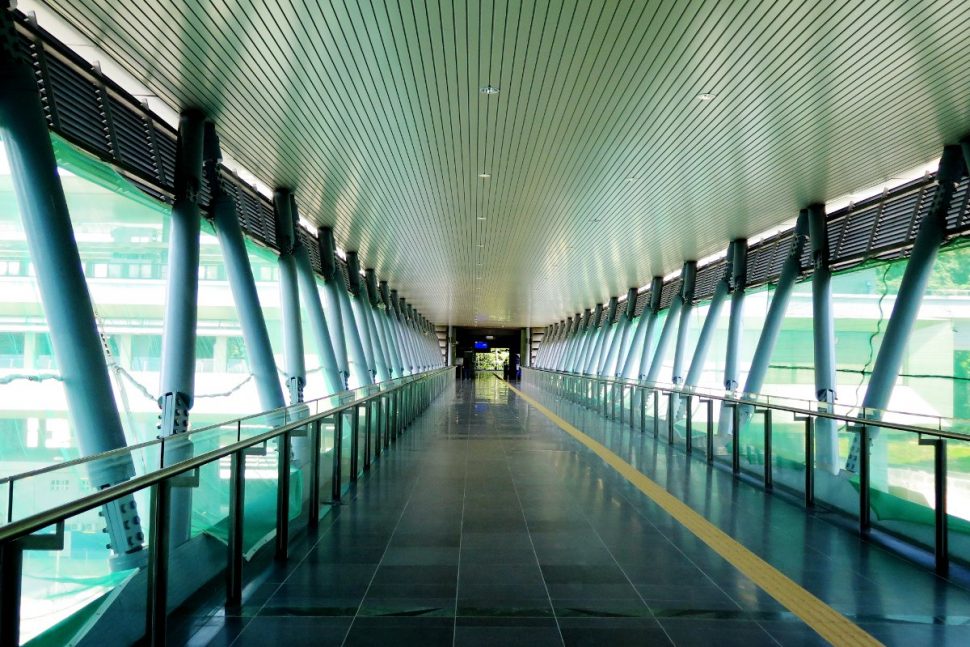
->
[504,379,881,647]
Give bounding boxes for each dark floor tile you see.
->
[230,616,352,646]
[381,545,460,565]
[659,617,775,646]
[343,617,454,647]
[356,597,455,617]
[454,623,564,646]
[558,617,671,646]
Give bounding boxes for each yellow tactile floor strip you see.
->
[505,380,882,647]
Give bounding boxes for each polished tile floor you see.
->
[174,374,970,646]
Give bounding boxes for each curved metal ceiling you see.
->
[37,0,970,326]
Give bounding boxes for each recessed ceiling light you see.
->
[625,176,637,182]
[592,218,601,223]
[696,93,715,102]
[480,85,499,95]
[478,173,491,179]
[477,216,486,220]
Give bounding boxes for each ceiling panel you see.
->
[37,0,970,326]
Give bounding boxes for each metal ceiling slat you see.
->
[37,0,970,325]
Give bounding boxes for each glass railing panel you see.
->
[18,489,152,645]
[737,408,767,483]
[869,429,938,553]
[339,412,353,496]
[241,437,281,558]
[3,443,161,526]
[319,416,337,504]
[187,423,242,543]
[768,413,810,498]
[813,422,864,518]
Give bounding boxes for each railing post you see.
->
[0,540,24,647]
[859,425,871,534]
[935,439,949,576]
[705,400,714,462]
[146,479,172,646]
[332,413,343,501]
[275,432,291,560]
[639,387,646,432]
[226,449,246,607]
[309,421,321,528]
[667,393,675,444]
[763,409,773,490]
[685,395,693,454]
[350,406,360,480]
[732,404,741,476]
[803,416,815,508]
[653,390,660,437]
[363,402,372,472]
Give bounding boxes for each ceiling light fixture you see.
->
[477,216,487,220]
[696,93,716,102]
[480,85,499,95]
[478,173,491,179]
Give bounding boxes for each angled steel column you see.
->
[579,305,604,373]
[685,253,732,389]
[159,109,205,546]
[329,246,372,386]
[317,228,350,388]
[723,240,748,392]
[399,298,418,372]
[365,270,393,379]
[603,288,637,376]
[391,290,415,374]
[536,322,555,367]
[295,242,342,396]
[646,266,689,384]
[447,325,455,366]
[718,240,747,436]
[628,277,664,380]
[566,311,589,372]
[671,261,698,385]
[739,211,809,400]
[380,281,406,376]
[545,321,563,369]
[0,9,143,568]
[274,189,306,405]
[849,145,966,486]
[205,124,286,411]
[543,321,566,368]
[808,204,839,475]
[592,297,619,374]
[345,252,378,380]
[553,318,573,370]
[522,327,530,367]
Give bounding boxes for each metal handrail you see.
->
[0,367,450,544]
[523,366,959,576]
[0,370,428,488]
[526,367,970,442]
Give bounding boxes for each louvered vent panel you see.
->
[299,228,323,274]
[767,234,793,280]
[659,278,681,310]
[337,258,351,292]
[155,132,177,194]
[868,190,921,255]
[744,238,777,288]
[693,261,724,302]
[834,206,879,260]
[946,178,970,233]
[45,54,111,156]
[21,37,56,129]
[633,289,651,317]
[107,96,160,184]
